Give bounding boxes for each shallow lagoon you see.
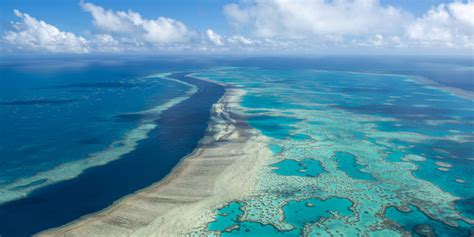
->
[198,67,473,236]
[209,197,353,236]
[333,152,375,181]
[385,205,472,236]
[272,159,324,177]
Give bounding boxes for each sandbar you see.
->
[40,85,270,236]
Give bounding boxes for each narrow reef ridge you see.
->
[40,85,271,236]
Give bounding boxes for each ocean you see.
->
[0,56,472,236]
[195,61,473,236]
[0,59,224,236]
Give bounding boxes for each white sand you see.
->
[435,161,453,168]
[40,88,270,236]
[402,154,426,162]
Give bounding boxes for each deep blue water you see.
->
[0,56,472,236]
[0,63,187,186]
[0,68,224,236]
[224,56,474,92]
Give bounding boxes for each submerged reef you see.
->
[192,68,474,236]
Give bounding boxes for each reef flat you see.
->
[42,68,474,236]
[189,68,473,236]
[41,86,271,236]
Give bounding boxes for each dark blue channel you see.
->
[0,73,225,236]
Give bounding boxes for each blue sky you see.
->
[1,0,473,54]
[1,0,233,34]
[0,0,447,33]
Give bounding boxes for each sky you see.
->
[0,0,473,55]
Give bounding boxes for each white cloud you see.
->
[80,1,192,44]
[3,1,473,54]
[407,1,474,48]
[3,9,89,53]
[206,29,224,46]
[2,9,132,53]
[227,35,253,45]
[449,1,474,27]
[79,2,134,33]
[224,0,474,51]
[2,3,196,54]
[223,0,411,39]
[91,34,122,52]
[371,34,384,46]
[223,4,251,28]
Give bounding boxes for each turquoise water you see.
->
[272,159,325,177]
[198,67,473,236]
[269,144,284,154]
[333,152,375,181]
[386,151,406,162]
[210,197,352,236]
[283,197,353,229]
[1,57,472,235]
[208,198,352,236]
[208,201,244,232]
[223,222,296,236]
[248,115,301,140]
[209,202,295,236]
[385,205,472,236]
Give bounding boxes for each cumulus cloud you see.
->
[449,1,474,26]
[2,0,473,54]
[206,29,224,46]
[90,34,122,52]
[2,3,196,54]
[80,1,192,44]
[227,35,253,45]
[3,9,89,53]
[407,1,474,48]
[223,0,411,39]
[206,28,255,47]
[2,9,132,53]
[224,0,474,50]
